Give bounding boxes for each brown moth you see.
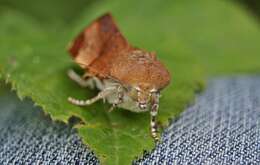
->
[67,13,171,141]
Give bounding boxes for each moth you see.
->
[67,13,171,141]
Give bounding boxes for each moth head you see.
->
[130,83,160,110]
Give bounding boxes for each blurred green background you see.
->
[0,0,259,24]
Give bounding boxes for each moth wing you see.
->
[68,13,127,69]
[87,31,130,78]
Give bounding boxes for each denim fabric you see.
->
[0,89,99,165]
[136,77,260,165]
[0,76,259,165]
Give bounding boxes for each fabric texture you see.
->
[0,76,259,164]
[0,89,99,165]
[136,76,260,165]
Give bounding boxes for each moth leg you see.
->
[68,87,116,106]
[150,114,159,141]
[108,86,124,112]
[68,69,95,89]
[150,92,160,141]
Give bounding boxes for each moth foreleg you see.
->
[68,87,116,106]
[150,114,159,141]
[68,69,95,89]
[150,92,160,141]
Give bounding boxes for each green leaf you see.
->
[0,0,260,164]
